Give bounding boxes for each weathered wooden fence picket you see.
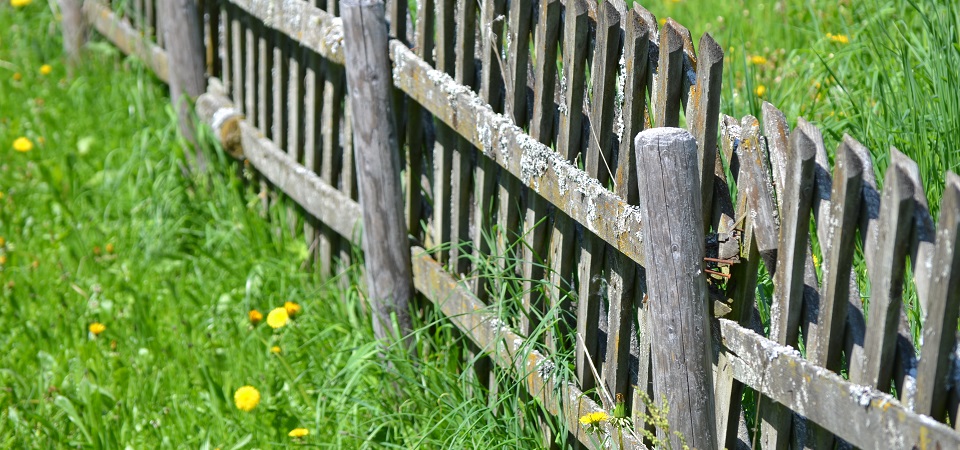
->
[76,0,960,447]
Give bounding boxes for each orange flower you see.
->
[249,309,263,326]
[284,301,301,316]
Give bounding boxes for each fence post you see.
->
[635,128,718,449]
[159,0,207,165]
[341,0,414,346]
[58,0,87,70]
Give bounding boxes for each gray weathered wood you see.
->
[244,14,257,122]
[652,20,686,128]
[760,125,816,448]
[505,0,532,126]
[585,0,622,187]
[738,116,780,284]
[84,0,169,82]
[390,41,651,268]
[556,0,589,163]
[319,64,345,277]
[806,138,865,370]
[431,0,456,264]
[713,120,761,450]
[408,246,645,449]
[686,33,723,231]
[720,318,960,449]
[528,0,560,145]
[850,162,915,390]
[519,0,560,342]
[770,126,816,357]
[256,23,272,140]
[341,0,414,344]
[471,0,503,302]
[761,102,789,213]
[286,45,304,162]
[574,0,622,395]
[59,0,88,68]
[635,128,717,450]
[449,0,477,277]
[160,0,207,159]
[914,172,960,420]
[195,90,361,240]
[613,6,649,206]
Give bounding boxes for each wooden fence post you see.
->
[341,0,414,346]
[160,0,207,165]
[58,0,87,70]
[635,128,718,450]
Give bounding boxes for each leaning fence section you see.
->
[88,0,960,448]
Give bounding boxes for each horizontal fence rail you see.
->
[85,0,960,448]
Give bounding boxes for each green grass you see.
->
[3,0,958,447]
[0,4,558,448]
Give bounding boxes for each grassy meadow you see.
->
[2,0,958,448]
[0,2,553,448]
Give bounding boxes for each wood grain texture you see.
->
[528,0,560,145]
[766,125,821,450]
[613,6,649,206]
[556,0,589,163]
[737,116,780,279]
[652,20,686,128]
[635,128,716,450]
[342,0,414,344]
[806,138,865,371]
[850,161,914,390]
[686,33,723,231]
[721,318,960,449]
[914,172,960,420]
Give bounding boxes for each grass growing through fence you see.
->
[0,4,559,448]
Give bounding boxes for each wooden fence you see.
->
[78,0,960,447]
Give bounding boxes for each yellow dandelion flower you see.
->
[270,346,281,354]
[11,0,31,7]
[89,322,106,336]
[13,137,33,153]
[0,237,5,246]
[0,255,6,265]
[284,301,301,316]
[39,64,52,75]
[755,85,767,97]
[12,72,22,81]
[749,55,768,65]
[105,243,115,254]
[826,33,850,44]
[31,260,38,269]
[579,411,609,426]
[288,428,309,438]
[249,309,263,326]
[658,17,667,26]
[233,385,261,412]
[267,307,289,329]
